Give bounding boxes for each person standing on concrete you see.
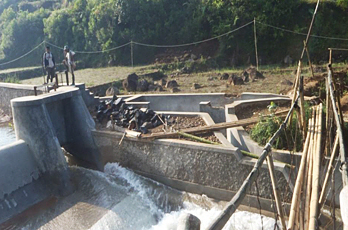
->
[42,46,56,84]
[62,45,76,85]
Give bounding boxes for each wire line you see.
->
[0,41,45,66]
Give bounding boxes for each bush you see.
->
[250,103,312,152]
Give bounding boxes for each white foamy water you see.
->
[0,123,280,230]
[0,125,16,147]
[102,163,281,230]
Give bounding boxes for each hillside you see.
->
[0,0,348,69]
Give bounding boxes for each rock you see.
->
[219,73,229,80]
[177,213,201,230]
[127,73,139,82]
[281,79,293,86]
[141,122,153,129]
[158,78,167,86]
[123,73,139,92]
[191,83,201,90]
[228,74,244,85]
[207,76,215,81]
[171,87,180,93]
[148,84,155,91]
[123,78,137,92]
[154,85,163,92]
[138,79,149,92]
[166,80,179,88]
[241,66,264,82]
[105,86,119,96]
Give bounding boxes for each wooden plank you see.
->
[142,110,289,140]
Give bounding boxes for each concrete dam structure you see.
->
[0,82,342,229]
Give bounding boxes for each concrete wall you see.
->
[0,140,51,224]
[0,83,42,115]
[93,130,293,203]
[125,93,234,112]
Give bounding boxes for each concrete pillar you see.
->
[63,92,103,171]
[11,101,73,196]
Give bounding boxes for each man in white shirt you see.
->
[42,46,55,84]
[62,45,76,85]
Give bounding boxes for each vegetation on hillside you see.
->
[0,0,348,69]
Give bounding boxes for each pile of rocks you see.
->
[96,96,167,134]
[221,66,265,85]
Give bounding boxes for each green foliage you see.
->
[250,102,312,151]
[3,74,20,83]
[0,0,348,68]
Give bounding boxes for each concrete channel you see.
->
[0,82,340,228]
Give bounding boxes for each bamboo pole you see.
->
[254,18,259,70]
[325,77,331,156]
[318,134,339,209]
[308,104,322,230]
[177,132,219,145]
[287,119,312,229]
[304,110,317,230]
[303,40,315,79]
[299,76,306,137]
[329,48,332,64]
[266,154,286,230]
[207,95,300,230]
[327,65,348,186]
[290,0,320,121]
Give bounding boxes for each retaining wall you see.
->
[0,83,42,115]
[93,130,293,203]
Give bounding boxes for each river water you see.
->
[1,127,280,230]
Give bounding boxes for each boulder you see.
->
[166,80,179,88]
[241,66,264,82]
[138,79,149,92]
[105,86,120,96]
[123,79,137,92]
[192,83,201,90]
[177,213,201,230]
[171,87,180,93]
[127,73,139,82]
[219,73,229,80]
[228,74,244,85]
[154,85,164,92]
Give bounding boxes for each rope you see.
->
[255,180,264,230]
[0,41,45,66]
[256,21,348,41]
[132,21,254,48]
[45,41,131,54]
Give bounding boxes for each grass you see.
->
[16,61,348,96]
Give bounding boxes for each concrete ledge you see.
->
[11,87,80,107]
[0,140,40,199]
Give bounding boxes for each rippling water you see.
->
[0,125,16,147]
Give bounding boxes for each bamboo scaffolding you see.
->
[308,104,322,230]
[287,119,312,229]
[206,96,300,230]
[303,40,315,79]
